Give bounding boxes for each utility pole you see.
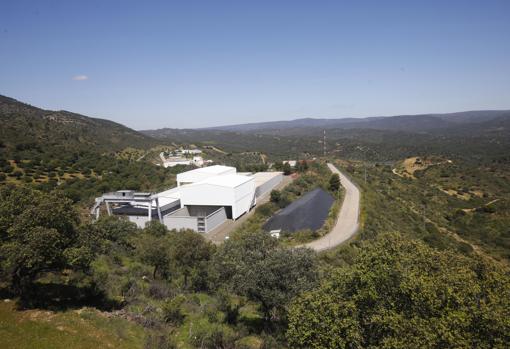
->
[323,130,326,158]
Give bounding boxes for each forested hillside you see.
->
[0,95,158,156]
[197,110,510,133]
[143,110,510,163]
[0,95,178,203]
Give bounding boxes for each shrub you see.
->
[144,332,177,349]
[148,280,171,299]
[254,202,275,217]
[283,162,292,175]
[329,173,340,192]
[162,295,186,326]
[11,170,23,179]
[270,189,281,203]
[190,318,237,349]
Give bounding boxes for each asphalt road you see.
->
[301,163,360,251]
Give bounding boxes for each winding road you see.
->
[301,163,360,251]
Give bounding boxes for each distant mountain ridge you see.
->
[198,110,510,133]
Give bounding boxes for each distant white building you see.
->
[283,160,297,167]
[163,157,192,168]
[192,156,204,167]
[181,149,202,155]
[282,160,297,167]
[160,151,205,168]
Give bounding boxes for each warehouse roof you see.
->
[193,174,254,188]
[177,165,237,184]
[251,172,283,187]
[181,165,235,176]
[263,188,334,232]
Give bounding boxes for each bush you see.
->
[254,202,275,217]
[144,333,177,349]
[329,173,340,192]
[22,176,32,183]
[277,193,291,208]
[190,318,237,349]
[162,295,186,326]
[270,189,281,203]
[283,162,292,175]
[217,290,240,325]
[292,229,318,243]
[148,280,171,299]
[11,170,22,179]
[2,164,13,173]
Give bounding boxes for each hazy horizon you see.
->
[1,1,509,129]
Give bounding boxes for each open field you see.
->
[0,301,145,349]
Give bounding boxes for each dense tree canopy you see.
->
[169,229,214,290]
[213,231,319,321]
[287,233,510,348]
[0,185,94,293]
[136,222,172,279]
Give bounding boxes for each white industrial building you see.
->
[92,165,283,233]
[179,174,255,219]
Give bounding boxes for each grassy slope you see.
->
[0,301,145,349]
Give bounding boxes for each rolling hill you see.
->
[142,109,510,162]
[0,95,158,155]
[196,110,510,134]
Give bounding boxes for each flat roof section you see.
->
[177,165,237,185]
[180,165,235,176]
[252,172,283,187]
[195,174,254,188]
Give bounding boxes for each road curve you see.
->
[301,163,360,252]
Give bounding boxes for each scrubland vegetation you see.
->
[1,95,510,348]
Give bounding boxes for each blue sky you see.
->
[1,0,509,129]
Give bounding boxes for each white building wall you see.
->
[233,180,256,218]
[205,208,228,232]
[179,179,255,220]
[164,160,191,168]
[163,217,198,231]
[255,173,283,198]
[180,185,235,207]
[128,216,151,228]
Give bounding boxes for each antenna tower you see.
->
[323,129,326,157]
